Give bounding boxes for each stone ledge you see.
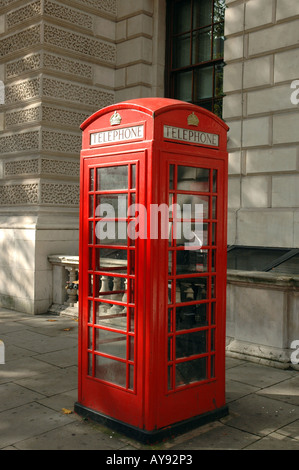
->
[227,269,299,290]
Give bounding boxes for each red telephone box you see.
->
[75,98,229,443]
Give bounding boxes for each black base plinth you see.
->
[74,402,229,445]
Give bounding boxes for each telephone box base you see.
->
[74,402,229,445]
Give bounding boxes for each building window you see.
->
[166,0,225,118]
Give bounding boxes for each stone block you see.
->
[116,37,152,66]
[234,285,286,348]
[273,112,299,145]
[115,20,126,42]
[246,147,298,174]
[243,56,271,88]
[224,36,244,62]
[94,65,115,89]
[242,117,270,147]
[294,212,299,247]
[126,63,152,86]
[223,62,243,93]
[127,13,152,38]
[227,120,242,150]
[228,177,241,209]
[115,68,126,89]
[117,0,153,20]
[224,3,245,36]
[272,175,299,208]
[274,49,299,83]
[247,85,294,115]
[227,209,237,246]
[228,151,241,175]
[276,0,299,20]
[94,16,115,41]
[223,93,243,119]
[245,0,274,30]
[248,20,299,56]
[115,85,152,102]
[242,176,270,208]
[289,293,299,343]
[237,209,294,247]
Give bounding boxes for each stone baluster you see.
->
[121,278,128,313]
[109,277,123,313]
[65,267,78,307]
[99,275,110,312]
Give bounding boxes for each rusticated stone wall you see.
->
[0,0,117,314]
[223,0,299,248]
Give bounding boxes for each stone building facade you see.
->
[0,0,298,366]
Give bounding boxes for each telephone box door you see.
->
[78,152,146,429]
[153,149,227,429]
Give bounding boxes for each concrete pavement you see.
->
[0,307,299,451]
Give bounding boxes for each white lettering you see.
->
[290,340,299,365]
[164,125,219,147]
[90,125,144,146]
[0,340,4,364]
[290,80,299,105]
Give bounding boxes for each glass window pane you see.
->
[213,23,224,60]
[96,194,127,219]
[173,0,191,33]
[174,71,192,102]
[176,330,207,358]
[95,329,127,359]
[89,221,94,244]
[97,166,128,191]
[97,275,126,302]
[95,355,126,388]
[176,277,208,302]
[96,248,127,274]
[193,0,213,28]
[177,166,210,192]
[194,66,213,100]
[215,63,224,97]
[176,194,209,219]
[176,303,208,330]
[176,249,209,274]
[176,357,207,386]
[89,195,94,218]
[95,310,127,331]
[131,165,136,189]
[192,27,212,64]
[89,168,94,191]
[95,220,127,245]
[173,34,190,68]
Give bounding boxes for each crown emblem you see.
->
[110,111,122,126]
[187,112,199,127]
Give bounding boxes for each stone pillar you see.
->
[0,0,116,313]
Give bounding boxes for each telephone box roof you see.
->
[80,97,229,131]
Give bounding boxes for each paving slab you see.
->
[14,366,78,396]
[167,420,260,450]
[245,432,299,450]
[0,402,73,449]
[226,362,295,389]
[11,419,131,451]
[0,356,57,385]
[226,393,299,437]
[257,374,299,406]
[2,328,77,354]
